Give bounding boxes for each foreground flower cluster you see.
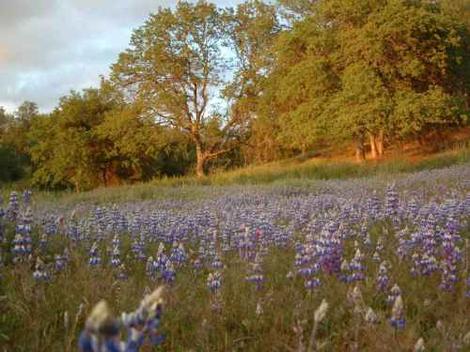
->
[0,164,469,350]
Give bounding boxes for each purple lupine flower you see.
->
[110,246,121,267]
[465,276,470,298]
[387,284,401,305]
[192,257,203,270]
[207,272,222,293]
[349,248,365,282]
[211,255,223,270]
[88,242,101,267]
[385,184,399,217]
[169,242,187,266]
[39,233,48,251]
[162,261,176,283]
[339,259,351,283]
[6,191,19,222]
[54,250,68,272]
[377,261,389,292]
[11,233,27,263]
[246,256,264,290]
[305,277,321,290]
[79,287,164,352]
[389,295,405,330]
[116,264,128,281]
[33,257,50,282]
[146,256,155,279]
[23,189,32,205]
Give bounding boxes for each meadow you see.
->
[1,159,470,351]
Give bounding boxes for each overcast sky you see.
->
[0,0,244,113]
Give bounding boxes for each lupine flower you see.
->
[389,295,405,330]
[246,255,264,290]
[169,242,187,266]
[385,184,399,217]
[376,261,389,292]
[122,287,165,349]
[33,257,50,282]
[6,191,19,222]
[347,286,365,315]
[88,242,102,267]
[211,255,223,269]
[349,248,365,282]
[365,307,379,324]
[79,300,121,352]
[162,261,176,283]
[305,277,321,290]
[55,251,68,272]
[110,246,121,267]
[387,284,401,305]
[340,259,351,283]
[79,287,164,352]
[11,233,27,263]
[192,257,203,270]
[465,276,470,298]
[207,272,222,293]
[116,264,128,281]
[23,189,32,205]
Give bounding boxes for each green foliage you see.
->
[2,0,470,188]
[28,85,194,191]
[0,146,25,182]
[258,0,470,159]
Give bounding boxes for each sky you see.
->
[0,0,244,113]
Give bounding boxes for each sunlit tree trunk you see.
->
[369,133,378,159]
[376,130,384,158]
[355,139,366,162]
[195,143,206,177]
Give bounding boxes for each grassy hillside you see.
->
[149,145,470,186]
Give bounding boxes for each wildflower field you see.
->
[1,164,470,351]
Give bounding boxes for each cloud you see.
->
[0,0,244,113]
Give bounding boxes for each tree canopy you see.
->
[1,0,469,190]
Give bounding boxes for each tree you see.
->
[112,1,243,177]
[1,101,39,156]
[29,89,115,190]
[224,0,281,163]
[260,0,470,160]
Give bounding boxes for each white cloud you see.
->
[0,0,245,113]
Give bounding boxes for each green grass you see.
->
[2,226,469,351]
[151,146,470,187]
[1,152,469,351]
[3,145,470,206]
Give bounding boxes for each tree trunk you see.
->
[102,168,108,187]
[376,130,384,158]
[369,133,378,160]
[355,138,366,162]
[195,143,206,177]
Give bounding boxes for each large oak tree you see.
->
[112,1,243,176]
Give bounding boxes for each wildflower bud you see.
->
[463,331,470,345]
[256,302,263,316]
[390,295,405,330]
[64,311,69,331]
[141,286,164,312]
[314,299,328,323]
[414,337,425,352]
[436,320,444,334]
[86,300,119,336]
[365,307,378,324]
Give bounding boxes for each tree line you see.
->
[1,0,469,190]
